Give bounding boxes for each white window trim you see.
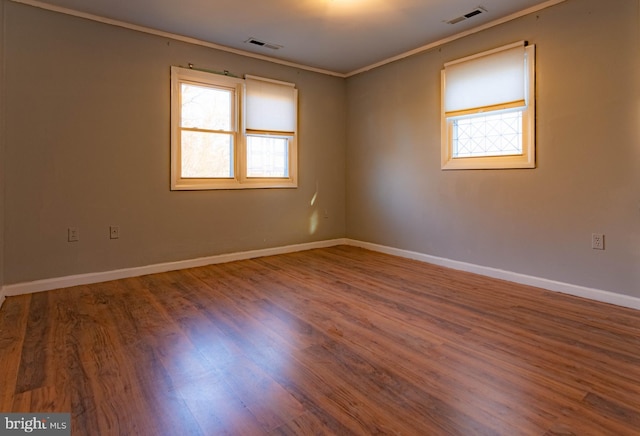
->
[170,67,298,190]
[441,43,535,170]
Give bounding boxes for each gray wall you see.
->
[2,1,347,284]
[346,0,640,297]
[2,0,639,300]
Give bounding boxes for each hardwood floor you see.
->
[1,245,639,435]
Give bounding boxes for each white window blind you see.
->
[443,41,527,118]
[245,75,297,134]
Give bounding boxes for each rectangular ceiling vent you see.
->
[446,7,487,25]
[245,37,282,50]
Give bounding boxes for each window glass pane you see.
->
[453,110,523,158]
[246,135,289,178]
[181,83,232,131]
[181,131,233,178]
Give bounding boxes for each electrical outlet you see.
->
[592,233,604,250]
[110,225,120,239]
[68,227,79,242]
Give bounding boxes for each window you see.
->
[171,67,298,189]
[441,41,535,170]
[243,75,297,182]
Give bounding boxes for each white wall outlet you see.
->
[68,227,79,242]
[592,233,604,250]
[110,225,120,239]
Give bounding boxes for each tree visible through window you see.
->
[180,83,235,178]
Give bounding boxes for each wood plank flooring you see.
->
[1,245,639,435]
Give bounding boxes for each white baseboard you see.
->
[3,238,348,296]
[346,239,640,311]
[2,237,639,312]
[0,288,6,310]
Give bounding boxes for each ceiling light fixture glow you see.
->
[324,0,391,16]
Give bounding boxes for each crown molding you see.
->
[10,0,567,78]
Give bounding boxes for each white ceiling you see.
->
[20,0,562,75]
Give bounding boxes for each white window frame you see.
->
[170,67,298,190]
[441,42,536,170]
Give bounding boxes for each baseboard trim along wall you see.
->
[0,290,6,310]
[346,239,640,311]
[2,238,639,311]
[3,239,348,297]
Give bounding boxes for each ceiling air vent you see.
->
[245,37,282,50]
[446,7,487,25]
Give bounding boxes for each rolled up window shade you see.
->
[444,42,527,118]
[245,75,297,134]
